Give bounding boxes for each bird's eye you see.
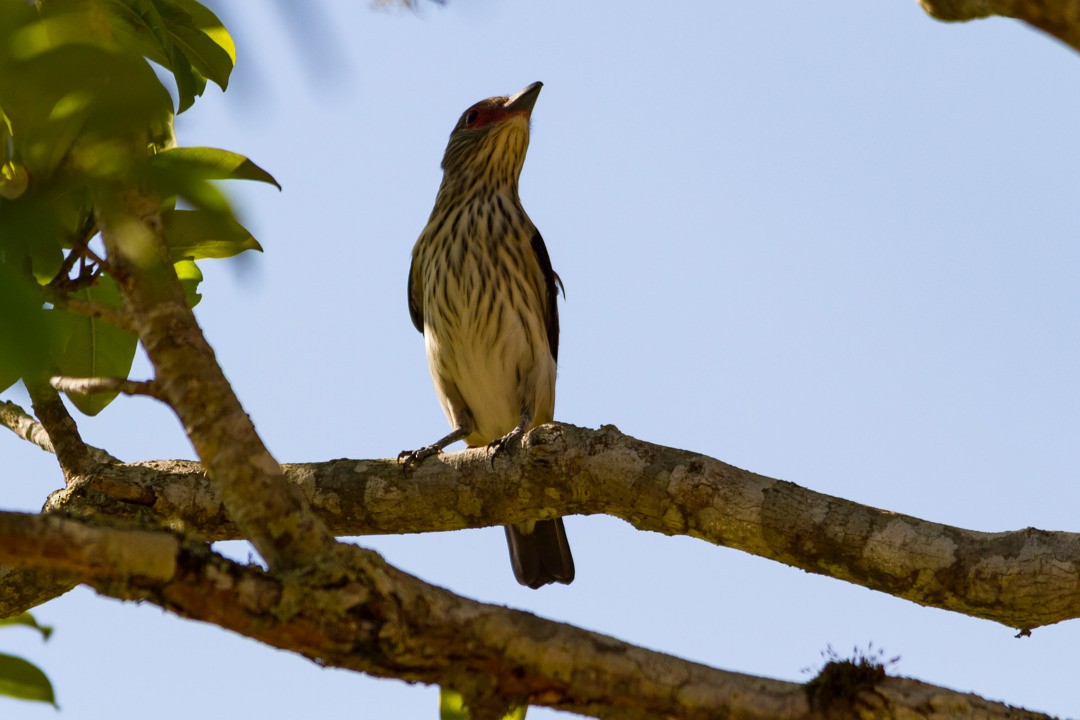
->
[464,110,479,126]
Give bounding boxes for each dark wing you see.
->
[407,250,424,334]
[530,231,562,362]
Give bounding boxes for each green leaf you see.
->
[0,613,54,641]
[0,191,67,283]
[170,0,236,66]
[108,0,225,113]
[150,146,281,189]
[174,258,203,308]
[156,0,235,91]
[0,22,174,178]
[0,160,29,199]
[54,276,139,416]
[439,688,526,720]
[0,263,58,393]
[0,361,18,396]
[107,0,173,68]
[162,208,262,261]
[0,653,56,706]
[139,146,278,219]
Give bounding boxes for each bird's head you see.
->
[440,81,542,190]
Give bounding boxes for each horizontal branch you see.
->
[50,376,163,400]
[919,0,1080,54]
[38,423,1080,632]
[0,512,177,581]
[0,510,1054,720]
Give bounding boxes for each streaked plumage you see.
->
[400,82,574,589]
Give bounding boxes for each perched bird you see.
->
[399,82,574,589]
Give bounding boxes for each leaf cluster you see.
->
[0,0,277,414]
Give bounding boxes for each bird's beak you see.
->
[504,81,543,115]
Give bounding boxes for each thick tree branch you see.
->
[94,182,338,571]
[0,510,1054,720]
[0,567,78,618]
[23,423,1078,632]
[26,381,99,480]
[920,0,1080,54]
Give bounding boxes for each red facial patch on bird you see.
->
[460,102,503,130]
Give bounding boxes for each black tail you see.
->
[505,518,574,589]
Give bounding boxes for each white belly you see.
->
[424,310,555,446]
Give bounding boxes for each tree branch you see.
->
[0,399,119,465]
[0,510,1054,720]
[94,181,338,571]
[50,375,163,400]
[0,400,56,455]
[919,0,1080,54]
[0,566,78,618]
[26,381,99,480]
[21,423,1077,632]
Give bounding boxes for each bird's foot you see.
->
[398,426,470,475]
[487,426,526,467]
[398,445,441,475]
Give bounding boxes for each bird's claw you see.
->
[487,427,525,468]
[398,445,440,475]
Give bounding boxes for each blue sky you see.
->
[4,1,1080,718]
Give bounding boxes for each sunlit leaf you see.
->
[157,0,234,90]
[0,161,29,199]
[107,0,172,68]
[139,147,277,219]
[170,0,235,66]
[109,0,214,112]
[174,257,203,308]
[0,41,172,179]
[142,161,232,215]
[0,613,54,642]
[439,687,526,720]
[55,276,139,416]
[150,146,280,188]
[163,208,262,261]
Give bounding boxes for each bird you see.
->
[399,81,574,589]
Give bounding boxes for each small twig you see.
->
[0,400,55,454]
[45,225,108,295]
[50,376,163,400]
[0,399,120,465]
[79,243,107,269]
[45,247,83,292]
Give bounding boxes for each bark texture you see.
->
[1,423,1073,631]
[93,183,339,573]
[0,510,1055,720]
[920,0,1080,52]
